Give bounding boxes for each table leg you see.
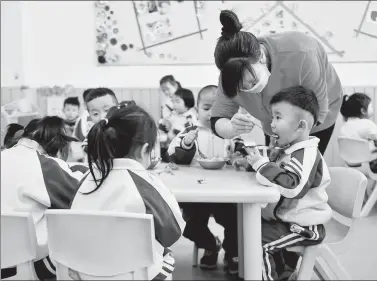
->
[243,203,262,280]
[237,204,244,279]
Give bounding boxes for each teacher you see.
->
[210,10,343,154]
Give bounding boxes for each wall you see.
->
[1,1,24,87]
[2,1,375,88]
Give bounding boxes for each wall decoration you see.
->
[94,1,377,65]
[355,1,377,39]
[36,85,75,118]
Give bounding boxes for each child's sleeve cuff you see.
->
[252,157,270,171]
[181,138,195,150]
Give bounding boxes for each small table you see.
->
[159,165,280,280]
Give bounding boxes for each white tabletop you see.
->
[158,165,280,204]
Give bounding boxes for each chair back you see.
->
[46,210,156,279]
[1,212,37,280]
[337,137,371,164]
[328,167,368,219]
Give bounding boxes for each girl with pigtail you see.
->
[70,102,185,280]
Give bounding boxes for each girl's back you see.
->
[70,103,184,280]
[339,93,377,148]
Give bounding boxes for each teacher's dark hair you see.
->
[214,10,262,98]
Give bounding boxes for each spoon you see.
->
[252,122,278,139]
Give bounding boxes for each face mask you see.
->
[241,63,271,94]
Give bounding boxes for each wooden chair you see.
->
[338,136,377,216]
[1,212,38,280]
[46,210,156,280]
[287,167,368,280]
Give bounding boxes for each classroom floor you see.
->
[171,205,377,280]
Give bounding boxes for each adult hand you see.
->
[230,113,255,135]
[183,129,198,146]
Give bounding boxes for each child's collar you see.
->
[284,136,320,155]
[16,138,46,155]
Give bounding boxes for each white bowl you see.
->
[197,158,226,170]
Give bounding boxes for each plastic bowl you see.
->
[197,158,226,170]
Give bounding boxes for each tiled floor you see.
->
[171,205,377,280]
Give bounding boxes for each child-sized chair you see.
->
[46,210,156,280]
[338,136,377,216]
[286,167,368,280]
[1,212,38,280]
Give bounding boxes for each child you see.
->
[3,123,27,149]
[159,87,197,162]
[70,103,185,280]
[159,75,181,119]
[73,88,119,160]
[168,88,197,141]
[167,85,238,275]
[63,97,80,136]
[73,88,93,141]
[1,116,87,281]
[158,75,182,162]
[246,86,332,281]
[339,93,377,171]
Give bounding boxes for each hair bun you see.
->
[220,10,242,36]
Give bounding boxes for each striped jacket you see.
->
[1,138,88,260]
[70,159,185,280]
[252,137,332,226]
[167,121,233,165]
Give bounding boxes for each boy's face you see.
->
[160,82,177,98]
[270,102,303,147]
[63,104,80,121]
[197,91,216,127]
[172,95,187,114]
[87,94,117,124]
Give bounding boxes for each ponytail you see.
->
[340,93,371,121]
[86,119,117,193]
[86,103,158,193]
[32,116,77,157]
[4,123,24,148]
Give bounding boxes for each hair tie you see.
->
[102,118,108,125]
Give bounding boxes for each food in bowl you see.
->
[197,157,226,170]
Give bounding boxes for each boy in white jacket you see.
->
[168,86,239,275]
[246,86,332,281]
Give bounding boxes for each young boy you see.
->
[80,88,119,153]
[63,97,80,136]
[73,89,93,142]
[167,85,239,275]
[246,86,332,281]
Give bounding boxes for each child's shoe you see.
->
[224,253,239,275]
[199,237,222,270]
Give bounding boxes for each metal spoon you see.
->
[252,122,278,139]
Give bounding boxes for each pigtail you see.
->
[4,123,24,149]
[86,119,115,193]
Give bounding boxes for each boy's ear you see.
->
[298,119,308,131]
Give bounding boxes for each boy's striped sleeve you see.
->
[253,148,324,199]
